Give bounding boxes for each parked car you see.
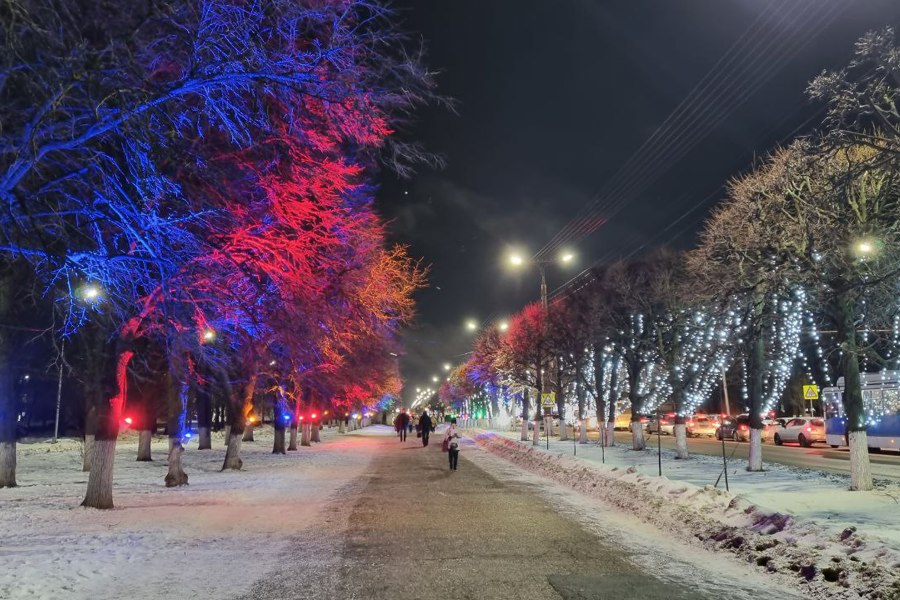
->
[771,417,826,447]
[613,412,649,431]
[687,415,718,437]
[647,414,675,435]
[716,415,750,441]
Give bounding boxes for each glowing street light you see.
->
[202,329,216,343]
[498,320,509,332]
[465,320,478,332]
[80,284,102,301]
[432,375,439,383]
[853,237,879,259]
[443,363,451,371]
[509,253,524,266]
[561,252,575,263]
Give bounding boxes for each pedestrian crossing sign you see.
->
[803,385,819,400]
[541,392,556,408]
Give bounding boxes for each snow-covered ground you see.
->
[472,429,900,600]
[1,426,376,600]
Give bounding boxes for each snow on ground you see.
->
[472,430,900,600]
[1,426,377,600]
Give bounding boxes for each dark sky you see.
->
[374,0,900,402]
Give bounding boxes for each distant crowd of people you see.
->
[393,409,460,471]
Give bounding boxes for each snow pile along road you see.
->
[473,431,900,600]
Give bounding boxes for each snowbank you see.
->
[473,431,900,600]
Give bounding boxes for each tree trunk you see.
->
[674,421,688,459]
[836,293,873,491]
[311,423,321,443]
[82,406,97,472]
[0,284,17,488]
[747,292,765,472]
[198,427,211,450]
[748,429,763,472]
[136,429,152,461]
[605,421,615,447]
[555,368,567,441]
[631,421,645,451]
[848,431,873,491]
[520,389,530,441]
[197,387,212,450]
[301,423,311,446]
[272,427,286,454]
[242,424,255,442]
[221,375,253,471]
[288,423,298,450]
[338,420,346,434]
[579,421,588,444]
[82,348,134,509]
[164,442,188,487]
[222,433,243,470]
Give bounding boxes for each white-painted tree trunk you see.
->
[288,424,298,451]
[673,424,688,459]
[301,423,311,446]
[198,427,211,450]
[338,420,346,434]
[242,424,254,442]
[578,422,588,444]
[311,424,321,443]
[532,420,540,445]
[222,433,243,471]
[81,439,116,509]
[520,418,529,441]
[559,420,569,441]
[747,428,763,471]
[223,425,231,443]
[0,440,15,488]
[136,430,152,461]
[604,422,615,447]
[164,442,188,487]
[631,422,645,450]
[82,434,95,472]
[848,430,873,491]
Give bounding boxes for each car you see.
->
[771,417,826,447]
[716,414,750,441]
[687,415,718,437]
[613,411,649,431]
[647,414,675,435]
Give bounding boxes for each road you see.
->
[238,427,765,600]
[611,431,900,481]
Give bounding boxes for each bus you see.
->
[822,371,900,451]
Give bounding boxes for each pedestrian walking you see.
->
[444,418,460,470]
[394,410,411,442]
[419,410,433,447]
[407,417,414,435]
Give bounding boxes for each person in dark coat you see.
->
[418,410,434,446]
[394,410,411,442]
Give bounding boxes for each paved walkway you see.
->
[241,428,704,600]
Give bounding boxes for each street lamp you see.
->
[465,320,478,332]
[498,320,509,332]
[432,375,439,383]
[507,250,576,308]
[443,363,451,371]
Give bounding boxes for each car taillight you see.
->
[739,425,748,431]
[805,426,812,432]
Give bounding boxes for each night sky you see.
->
[374,0,900,401]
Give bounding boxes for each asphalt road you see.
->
[611,431,900,481]
[240,429,717,600]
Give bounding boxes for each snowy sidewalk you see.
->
[470,429,900,600]
[488,429,900,550]
[1,426,375,600]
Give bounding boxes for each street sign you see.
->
[541,392,556,408]
[803,385,819,400]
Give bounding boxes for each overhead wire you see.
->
[535,0,844,261]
